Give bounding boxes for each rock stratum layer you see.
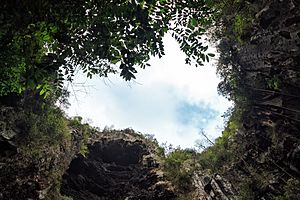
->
[60,131,176,200]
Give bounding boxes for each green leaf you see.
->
[43,92,49,99]
[206,55,209,62]
[190,18,198,27]
[111,59,119,64]
[43,34,51,41]
[87,72,92,79]
[200,54,205,62]
[36,84,43,89]
[40,88,46,95]
[162,27,168,33]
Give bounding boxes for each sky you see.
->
[65,34,232,148]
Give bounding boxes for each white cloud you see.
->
[66,34,232,148]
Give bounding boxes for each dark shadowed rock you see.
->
[60,133,176,200]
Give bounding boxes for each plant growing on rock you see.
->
[162,148,197,192]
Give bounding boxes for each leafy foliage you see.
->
[233,14,252,43]
[20,104,71,158]
[209,0,255,41]
[162,148,196,192]
[210,0,256,103]
[267,76,281,91]
[0,95,74,199]
[168,0,216,66]
[0,0,215,97]
[196,108,242,173]
[47,169,74,200]
[68,116,95,156]
[5,93,94,199]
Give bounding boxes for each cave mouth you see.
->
[89,139,147,166]
[60,138,156,200]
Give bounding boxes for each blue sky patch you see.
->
[176,102,219,129]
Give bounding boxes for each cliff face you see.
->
[214,0,300,199]
[185,0,300,199]
[189,172,235,200]
[0,103,176,200]
[0,97,178,200]
[0,105,81,200]
[60,130,176,200]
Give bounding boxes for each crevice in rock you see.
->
[279,31,292,39]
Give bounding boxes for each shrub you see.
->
[8,97,75,199]
[196,108,242,173]
[163,149,196,192]
[68,116,93,156]
[20,105,71,158]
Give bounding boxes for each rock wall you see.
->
[60,131,176,200]
[191,173,235,200]
[0,105,82,200]
[218,0,300,198]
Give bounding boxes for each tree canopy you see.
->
[0,0,215,97]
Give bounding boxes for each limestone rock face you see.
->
[60,131,176,200]
[0,105,81,200]
[191,173,235,200]
[217,0,300,198]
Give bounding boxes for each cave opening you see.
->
[59,139,165,200]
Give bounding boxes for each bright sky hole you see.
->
[66,34,232,148]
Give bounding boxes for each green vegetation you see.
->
[20,104,71,158]
[1,0,298,199]
[267,76,281,91]
[0,0,216,97]
[162,148,196,192]
[6,100,73,199]
[68,116,95,156]
[47,169,73,200]
[159,105,245,192]
[2,92,97,199]
[233,14,252,43]
[196,108,242,173]
[211,0,255,42]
